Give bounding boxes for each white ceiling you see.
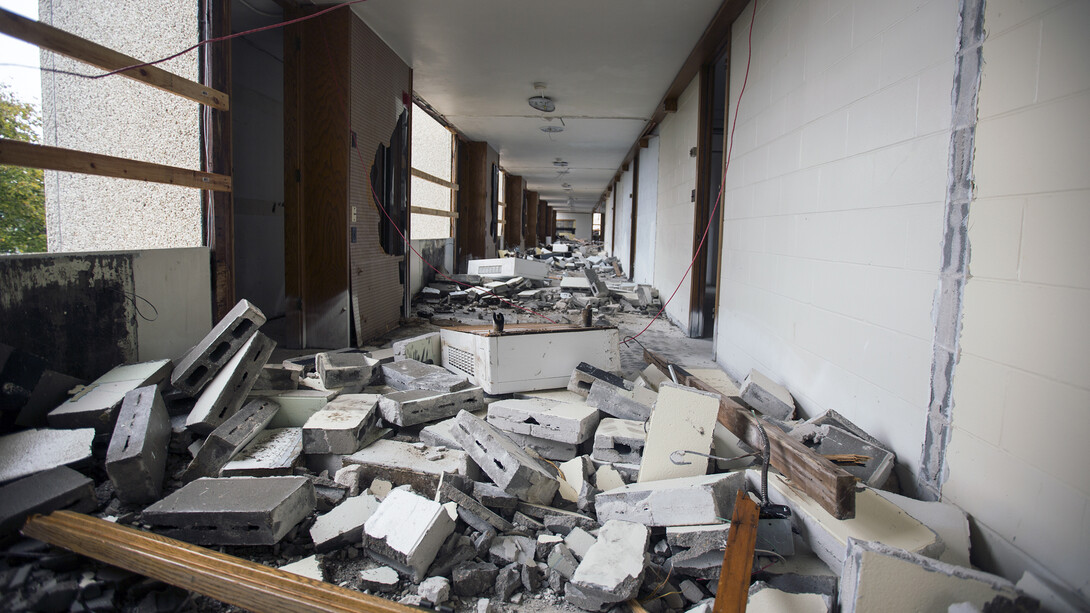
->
[336,0,723,214]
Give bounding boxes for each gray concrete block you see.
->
[142,476,315,545]
[185,332,275,434]
[453,562,499,597]
[343,439,476,498]
[586,379,654,421]
[182,399,280,481]
[547,544,580,579]
[105,385,170,503]
[592,418,646,464]
[486,398,599,444]
[381,359,467,392]
[310,492,381,552]
[564,527,597,561]
[489,535,536,566]
[569,520,649,608]
[437,481,515,533]
[378,387,485,427]
[505,430,578,462]
[666,524,732,552]
[418,576,451,605]
[790,424,894,487]
[363,488,456,581]
[583,267,609,297]
[220,428,302,477]
[450,410,559,505]
[0,427,95,484]
[739,370,796,420]
[172,299,265,396]
[0,466,95,534]
[302,397,376,454]
[392,333,442,364]
[567,362,629,398]
[595,472,746,527]
[420,415,464,449]
[316,352,380,389]
[47,360,172,431]
[473,481,519,510]
[359,566,400,592]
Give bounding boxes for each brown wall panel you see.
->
[504,174,525,249]
[525,190,539,249]
[455,140,499,272]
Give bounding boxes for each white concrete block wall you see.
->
[942,0,1090,602]
[654,78,700,329]
[614,168,634,278]
[714,0,956,485]
[633,136,659,286]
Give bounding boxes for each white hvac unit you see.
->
[466,258,550,281]
[441,324,620,395]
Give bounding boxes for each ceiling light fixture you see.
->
[540,125,564,133]
[553,159,568,167]
[528,82,556,113]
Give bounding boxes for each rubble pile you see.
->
[0,292,1042,612]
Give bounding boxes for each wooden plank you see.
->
[410,206,458,219]
[712,490,759,613]
[411,167,459,191]
[22,511,414,613]
[0,7,228,111]
[643,349,856,519]
[0,139,231,192]
[203,0,234,321]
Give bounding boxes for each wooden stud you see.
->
[712,490,760,613]
[411,167,459,191]
[410,206,459,219]
[639,137,650,148]
[663,97,679,113]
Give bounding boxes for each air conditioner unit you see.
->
[466,258,550,280]
[441,324,620,394]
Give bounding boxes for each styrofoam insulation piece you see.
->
[873,489,971,568]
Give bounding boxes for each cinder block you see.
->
[47,360,172,431]
[0,466,95,534]
[182,399,280,481]
[316,352,379,389]
[392,333,442,364]
[437,481,515,533]
[789,424,894,487]
[253,363,298,391]
[302,397,376,454]
[596,472,746,527]
[583,268,609,297]
[0,428,95,483]
[740,370,796,420]
[382,359,468,392]
[592,418,647,464]
[567,362,629,398]
[363,488,456,581]
[310,492,381,552]
[487,398,599,444]
[172,299,266,396]
[420,414,464,449]
[253,389,338,428]
[186,333,276,434]
[666,524,732,552]
[637,363,668,391]
[568,520,650,608]
[143,476,315,545]
[638,383,720,483]
[343,439,477,498]
[556,456,596,511]
[505,431,578,462]
[220,428,302,477]
[105,385,170,503]
[378,387,485,427]
[450,410,559,505]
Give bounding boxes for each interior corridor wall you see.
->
[614,169,634,278]
[940,1,1090,604]
[633,136,659,286]
[653,78,700,330]
[714,0,955,489]
[556,212,592,241]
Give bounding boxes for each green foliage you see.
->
[0,83,46,253]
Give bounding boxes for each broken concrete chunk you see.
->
[450,410,559,505]
[638,364,668,392]
[0,427,95,483]
[316,352,379,389]
[596,472,745,527]
[255,389,337,428]
[382,359,468,392]
[438,481,515,533]
[362,488,456,581]
[172,299,265,396]
[557,455,597,511]
[182,399,280,481]
[748,582,829,612]
[666,524,732,553]
[105,385,170,503]
[302,398,376,454]
[473,481,519,510]
[343,439,475,498]
[378,387,485,427]
[740,370,796,420]
[873,489,971,569]
[568,520,650,609]
[392,333,442,364]
[592,418,646,464]
[453,562,499,597]
[279,555,323,581]
[418,576,451,605]
[47,359,172,431]
[547,544,580,580]
[185,333,275,434]
[594,464,626,492]
[142,476,315,545]
[489,535,536,566]
[516,504,599,535]
[564,527,597,561]
[505,431,578,462]
[359,566,400,592]
[567,362,629,398]
[310,492,381,553]
[219,428,302,477]
[638,382,720,483]
[790,423,894,487]
[586,379,654,421]
[253,363,298,391]
[0,466,95,534]
[487,398,599,444]
[420,414,465,449]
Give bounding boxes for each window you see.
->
[496,168,506,241]
[410,102,456,239]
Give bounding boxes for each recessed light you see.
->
[541,125,564,133]
[528,95,555,113]
[553,159,568,167]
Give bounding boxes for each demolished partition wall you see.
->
[455,141,500,272]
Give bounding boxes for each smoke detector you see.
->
[528,82,556,113]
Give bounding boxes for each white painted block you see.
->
[638,383,720,483]
[363,488,456,581]
[310,492,381,552]
[467,258,549,280]
[487,398,599,444]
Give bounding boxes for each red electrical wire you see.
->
[622,0,758,346]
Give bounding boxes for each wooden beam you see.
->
[410,206,458,219]
[411,167,459,191]
[643,349,856,519]
[0,7,228,111]
[0,138,231,191]
[22,511,414,613]
[663,97,679,113]
[202,0,234,322]
[713,490,759,613]
[639,137,650,148]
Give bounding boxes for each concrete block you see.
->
[537,534,564,560]
[172,299,265,396]
[487,398,599,445]
[418,576,451,605]
[220,428,302,477]
[516,503,599,534]
[182,399,280,481]
[596,472,746,527]
[253,363,298,391]
[583,267,609,296]
[804,409,894,461]
[420,415,464,449]
[47,359,172,431]
[0,427,95,483]
[0,466,95,534]
[567,362,629,398]
[840,539,1020,613]
[382,359,467,392]
[310,492,381,552]
[489,535,536,566]
[316,352,379,389]
[560,276,592,290]
[252,389,337,428]
[747,582,829,612]
[568,520,650,608]
[638,383,720,483]
[186,333,276,434]
[343,439,476,498]
[363,488,456,581]
[450,410,559,505]
[740,370,796,420]
[359,566,400,592]
[302,398,376,454]
[143,476,315,545]
[547,544,580,579]
[378,387,485,427]
[473,481,519,510]
[592,418,646,464]
[514,388,588,404]
[279,555,323,581]
[505,431,578,461]
[586,378,655,421]
[637,363,668,391]
[873,489,971,568]
[790,424,895,487]
[594,464,626,491]
[392,333,442,364]
[437,481,515,533]
[666,524,732,552]
[105,385,170,503]
[564,527,597,561]
[557,455,597,511]
[453,562,499,597]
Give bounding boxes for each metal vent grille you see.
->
[446,346,475,377]
[477,265,502,274]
